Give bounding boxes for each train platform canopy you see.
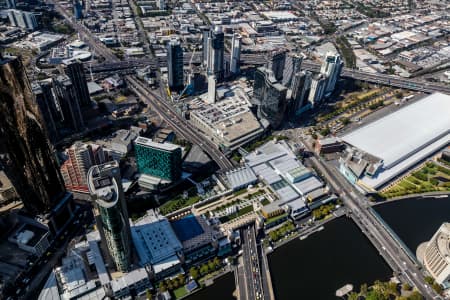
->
[341,92,450,189]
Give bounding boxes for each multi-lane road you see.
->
[241,225,264,300]
[51,0,234,171]
[127,76,233,170]
[300,140,442,300]
[89,55,450,94]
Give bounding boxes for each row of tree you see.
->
[312,203,336,220]
[347,280,424,300]
[158,273,186,292]
[188,257,222,280]
[268,221,296,242]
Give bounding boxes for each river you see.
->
[268,217,391,299]
[186,272,236,300]
[186,195,450,300]
[374,195,450,255]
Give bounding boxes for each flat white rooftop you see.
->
[342,93,450,169]
[135,136,180,152]
[342,93,450,189]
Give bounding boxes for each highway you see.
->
[241,225,264,300]
[89,55,450,94]
[127,76,233,170]
[300,141,442,300]
[51,0,234,171]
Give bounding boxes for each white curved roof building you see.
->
[421,223,450,287]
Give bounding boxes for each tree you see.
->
[319,127,331,137]
[347,292,359,300]
[200,263,209,275]
[146,289,152,300]
[395,91,404,99]
[172,278,180,289]
[359,283,368,296]
[402,283,412,291]
[177,273,185,285]
[208,260,215,272]
[159,281,167,292]
[213,257,221,269]
[341,117,351,125]
[166,279,173,291]
[432,282,443,294]
[189,267,199,280]
[424,276,434,285]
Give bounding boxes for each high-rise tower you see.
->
[32,79,60,143]
[207,26,224,81]
[267,49,287,82]
[282,53,303,87]
[88,161,131,272]
[0,56,65,214]
[289,71,312,117]
[320,51,343,95]
[230,33,241,75]
[308,73,327,107]
[253,67,288,129]
[65,61,90,107]
[52,75,85,132]
[167,40,184,92]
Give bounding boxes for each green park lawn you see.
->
[380,162,450,199]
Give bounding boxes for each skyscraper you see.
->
[5,0,15,8]
[201,27,210,68]
[0,56,65,214]
[167,40,184,92]
[61,142,107,193]
[87,161,131,272]
[282,53,303,87]
[207,26,225,81]
[267,49,287,82]
[207,74,216,104]
[134,137,182,182]
[253,67,288,129]
[308,73,327,107]
[230,33,241,75]
[73,0,83,19]
[320,51,343,95]
[289,71,312,117]
[7,9,38,30]
[65,61,90,107]
[32,80,60,143]
[52,75,85,132]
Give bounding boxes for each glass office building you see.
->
[134,137,182,182]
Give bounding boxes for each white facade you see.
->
[8,9,37,30]
[207,74,216,104]
[420,223,450,287]
[320,51,343,95]
[230,33,241,74]
[308,74,326,106]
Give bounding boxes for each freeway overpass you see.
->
[89,55,450,94]
[52,0,234,171]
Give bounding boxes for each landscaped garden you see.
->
[380,162,450,199]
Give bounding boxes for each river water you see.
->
[268,217,391,300]
[374,195,450,255]
[186,272,236,300]
[186,195,450,300]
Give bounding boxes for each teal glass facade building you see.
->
[134,137,182,182]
